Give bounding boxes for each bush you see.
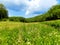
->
[9,17,26,22]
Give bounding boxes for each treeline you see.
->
[0,4,60,22]
[27,5,60,22]
[9,17,26,22]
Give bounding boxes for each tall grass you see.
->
[0,21,60,45]
[41,20,60,30]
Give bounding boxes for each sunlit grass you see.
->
[41,20,60,30]
[0,21,60,45]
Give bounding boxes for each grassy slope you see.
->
[0,21,60,45]
[41,20,60,30]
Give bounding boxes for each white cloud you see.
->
[25,0,57,15]
[0,0,58,15]
[25,10,30,15]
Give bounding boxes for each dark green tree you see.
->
[9,17,26,22]
[0,4,8,19]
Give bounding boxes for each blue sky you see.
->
[0,0,60,18]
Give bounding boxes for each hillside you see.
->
[41,20,60,30]
[0,4,60,45]
[26,5,60,22]
[0,4,60,22]
[0,20,60,45]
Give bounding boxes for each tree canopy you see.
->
[0,4,8,19]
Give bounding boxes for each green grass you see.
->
[41,20,60,30]
[0,21,60,45]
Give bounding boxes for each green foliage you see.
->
[0,4,8,19]
[46,5,60,20]
[41,20,60,30]
[25,5,60,22]
[0,4,60,22]
[0,29,19,45]
[2,18,8,21]
[9,17,26,22]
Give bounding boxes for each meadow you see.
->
[41,20,60,30]
[0,20,60,45]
